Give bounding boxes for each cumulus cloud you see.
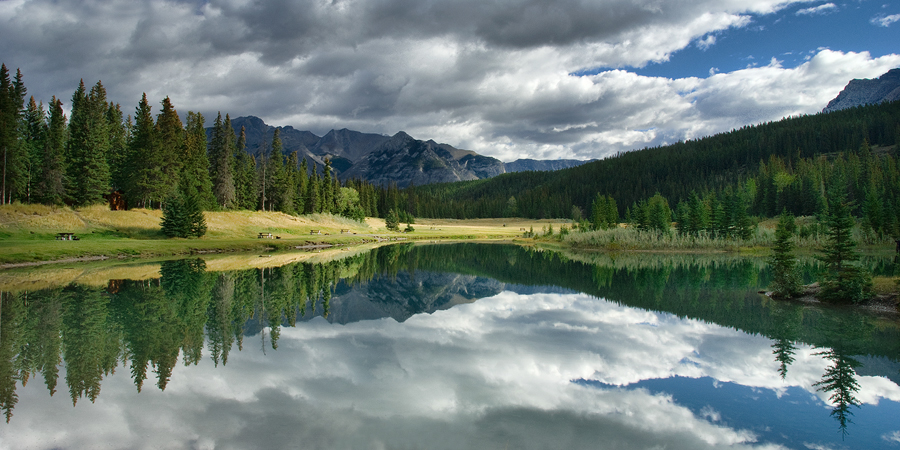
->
[871,13,900,27]
[796,3,837,15]
[0,0,896,161]
[6,289,900,449]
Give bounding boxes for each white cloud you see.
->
[871,13,900,27]
[796,3,837,15]
[697,34,718,50]
[0,0,895,162]
[5,289,899,449]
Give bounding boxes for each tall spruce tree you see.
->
[322,158,334,214]
[769,209,801,298]
[66,80,111,206]
[154,97,183,202]
[0,65,27,204]
[209,113,235,208]
[23,97,46,203]
[40,97,67,205]
[266,128,286,212]
[295,157,308,214]
[125,93,162,208]
[817,182,872,303]
[106,103,128,193]
[182,112,215,210]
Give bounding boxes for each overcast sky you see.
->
[1,0,899,161]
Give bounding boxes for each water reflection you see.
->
[0,243,898,449]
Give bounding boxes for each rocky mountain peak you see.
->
[823,68,900,113]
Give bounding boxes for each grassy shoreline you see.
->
[0,204,547,267]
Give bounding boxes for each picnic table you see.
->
[310,230,321,235]
[258,232,273,239]
[56,233,79,241]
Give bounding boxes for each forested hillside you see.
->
[2,61,898,240]
[0,65,382,221]
[398,100,900,225]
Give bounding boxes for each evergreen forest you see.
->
[1,63,899,240]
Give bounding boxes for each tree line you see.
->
[398,100,900,230]
[0,64,381,220]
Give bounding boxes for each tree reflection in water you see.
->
[0,243,896,430]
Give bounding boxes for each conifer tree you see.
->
[106,103,128,192]
[154,97,183,201]
[66,80,111,206]
[181,112,215,210]
[40,97,67,205]
[322,158,334,213]
[0,65,27,204]
[769,209,801,298]
[295,157,308,214]
[232,126,256,210]
[209,113,235,208]
[23,97,46,203]
[125,93,160,208]
[385,208,400,231]
[161,187,207,238]
[646,193,671,233]
[283,151,299,214]
[817,182,872,303]
[306,171,320,214]
[266,129,286,212]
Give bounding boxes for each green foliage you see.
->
[769,210,802,298]
[591,194,617,230]
[646,193,671,233]
[817,185,872,303]
[39,97,67,205]
[209,113,236,209]
[398,100,900,224]
[125,93,163,208]
[161,190,207,238]
[66,81,112,207]
[385,208,400,231]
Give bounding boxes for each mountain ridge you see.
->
[823,68,900,113]
[217,116,590,186]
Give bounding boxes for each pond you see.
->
[0,243,898,449]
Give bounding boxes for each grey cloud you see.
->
[1,0,896,162]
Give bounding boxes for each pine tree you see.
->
[232,126,255,210]
[66,80,111,206]
[23,97,46,203]
[295,157,308,214]
[646,193,671,233]
[385,208,400,231]
[40,97,67,205]
[181,112,215,210]
[125,93,160,208]
[0,65,27,204]
[154,97,182,201]
[306,171,320,214]
[769,209,801,298]
[106,103,128,192]
[266,129,286,212]
[209,112,235,208]
[322,158,334,213]
[161,189,206,238]
[817,183,872,303]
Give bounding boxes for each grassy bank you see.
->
[0,204,541,266]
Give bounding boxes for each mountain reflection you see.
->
[0,243,897,440]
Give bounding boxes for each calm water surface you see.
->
[1,243,898,449]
